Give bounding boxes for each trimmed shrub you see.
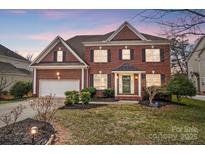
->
[167,74,197,101]
[64,90,79,105]
[25,82,32,95]
[103,88,114,98]
[81,91,91,104]
[155,86,171,102]
[10,81,28,98]
[81,87,96,98]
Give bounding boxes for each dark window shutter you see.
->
[90,49,94,62]
[161,74,165,85]
[142,73,146,80]
[53,51,57,62]
[90,74,94,87]
[130,49,134,60]
[108,49,111,62]
[63,51,66,62]
[108,74,111,88]
[119,49,122,60]
[142,49,146,62]
[160,49,164,62]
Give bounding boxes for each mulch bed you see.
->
[139,100,186,108]
[0,118,55,145]
[59,104,107,110]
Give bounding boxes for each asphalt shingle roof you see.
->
[0,62,31,75]
[0,44,28,61]
[66,31,168,61]
[112,63,143,71]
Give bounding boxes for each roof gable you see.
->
[30,36,87,66]
[107,21,147,41]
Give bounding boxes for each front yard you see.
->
[55,97,205,144]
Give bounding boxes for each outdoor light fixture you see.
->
[30,126,38,144]
[99,46,102,50]
[57,76,61,80]
[151,45,154,49]
[56,72,60,76]
[152,70,155,74]
[99,70,102,74]
[135,75,138,79]
[125,45,128,49]
[59,47,61,50]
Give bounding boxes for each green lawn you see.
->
[55,97,205,144]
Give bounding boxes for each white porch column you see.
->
[114,73,118,96]
[33,68,36,95]
[81,68,84,89]
[138,73,142,97]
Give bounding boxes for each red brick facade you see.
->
[41,42,79,63]
[85,45,170,99]
[112,25,141,41]
[32,22,171,100]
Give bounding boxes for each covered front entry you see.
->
[112,63,145,100]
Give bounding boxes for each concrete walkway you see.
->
[0,98,64,128]
[191,95,205,101]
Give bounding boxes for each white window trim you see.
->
[145,49,160,62]
[93,74,108,90]
[57,50,63,62]
[94,50,108,63]
[122,49,130,60]
[146,74,161,87]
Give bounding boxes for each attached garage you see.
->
[39,79,80,97]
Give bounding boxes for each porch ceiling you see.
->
[112,63,144,72]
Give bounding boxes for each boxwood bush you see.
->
[80,91,91,104]
[103,88,114,98]
[64,90,79,105]
[81,87,96,98]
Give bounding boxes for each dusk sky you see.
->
[0,9,200,58]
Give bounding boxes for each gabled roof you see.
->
[112,63,144,72]
[106,21,147,41]
[30,36,88,67]
[0,44,28,61]
[0,62,31,75]
[31,21,169,65]
[187,36,205,61]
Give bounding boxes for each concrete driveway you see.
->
[192,95,205,101]
[0,98,64,128]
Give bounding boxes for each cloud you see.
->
[27,23,118,41]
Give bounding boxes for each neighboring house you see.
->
[30,21,171,100]
[0,44,32,90]
[187,36,205,94]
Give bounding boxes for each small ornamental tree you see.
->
[145,86,160,104]
[167,74,197,101]
[10,81,27,98]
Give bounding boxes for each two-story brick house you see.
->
[30,21,171,100]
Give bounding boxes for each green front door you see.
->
[122,75,131,94]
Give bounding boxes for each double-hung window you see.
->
[145,49,160,62]
[57,50,63,62]
[146,74,161,87]
[122,49,130,60]
[94,50,108,62]
[93,74,108,90]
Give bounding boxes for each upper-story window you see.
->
[94,50,108,62]
[57,50,63,62]
[122,49,130,60]
[145,49,160,62]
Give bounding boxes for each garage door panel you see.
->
[39,80,80,97]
